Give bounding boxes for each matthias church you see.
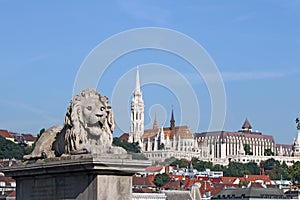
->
[125,67,300,166]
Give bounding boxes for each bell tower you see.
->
[128,67,144,147]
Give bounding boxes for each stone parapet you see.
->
[3,155,150,200]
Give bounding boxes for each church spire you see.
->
[170,109,175,130]
[241,118,252,132]
[129,66,144,147]
[134,66,141,95]
[153,113,158,129]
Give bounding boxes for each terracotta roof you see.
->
[0,130,13,139]
[132,175,156,187]
[221,177,239,184]
[143,129,159,139]
[119,133,129,142]
[249,182,264,188]
[244,174,271,184]
[161,179,182,190]
[142,125,194,140]
[22,134,36,142]
[7,190,16,197]
[0,160,19,167]
[0,174,15,186]
[183,179,197,188]
[132,188,156,193]
[145,166,163,173]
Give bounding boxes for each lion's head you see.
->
[57,88,115,155]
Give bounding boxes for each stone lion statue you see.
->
[24,88,126,160]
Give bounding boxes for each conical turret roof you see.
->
[242,118,252,130]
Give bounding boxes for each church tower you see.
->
[170,109,175,130]
[293,118,300,157]
[128,67,144,146]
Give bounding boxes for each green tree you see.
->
[0,136,23,160]
[170,158,190,168]
[286,161,300,184]
[262,158,289,180]
[244,144,253,155]
[244,162,261,174]
[24,128,45,156]
[264,149,274,156]
[191,157,213,171]
[112,137,141,153]
[163,157,178,165]
[154,173,170,188]
[158,143,165,150]
[223,161,260,177]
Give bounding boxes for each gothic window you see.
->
[136,113,138,120]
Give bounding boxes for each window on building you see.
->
[0,181,5,187]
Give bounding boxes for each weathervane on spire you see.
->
[296,117,300,130]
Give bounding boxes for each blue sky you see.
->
[0,1,299,144]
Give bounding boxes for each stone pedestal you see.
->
[2,155,150,200]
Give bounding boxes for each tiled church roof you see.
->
[142,126,194,140]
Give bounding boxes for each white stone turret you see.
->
[160,126,165,145]
[129,67,144,149]
[239,141,245,156]
[293,130,300,156]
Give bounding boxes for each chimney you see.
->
[165,164,170,175]
[261,166,265,175]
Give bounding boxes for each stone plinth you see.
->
[2,155,150,200]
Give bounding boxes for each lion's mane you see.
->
[53,89,115,156]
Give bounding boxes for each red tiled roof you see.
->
[0,160,19,167]
[132,188,156,193]
[147,174,155,183]
[244,174,271,184]
[22,134,36,142]
[0,174,15,186]
[143,125,194,140]
[7,190,16,197]
[145,166,163,173]
[249,182,264,188]
[222,177,239,184]
[132,175,156,187]
[119,133,129,141]
[183,179,196,188]
[0,130,13,139]
[161,180,182,190]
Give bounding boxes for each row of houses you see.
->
[0,159,19,200]
[131,164,296,200]
[0,129,36,147]
[0,160,296,200]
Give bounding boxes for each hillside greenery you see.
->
[165,157,299,183]
[0,136,23,160]
[112,137,148,160]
